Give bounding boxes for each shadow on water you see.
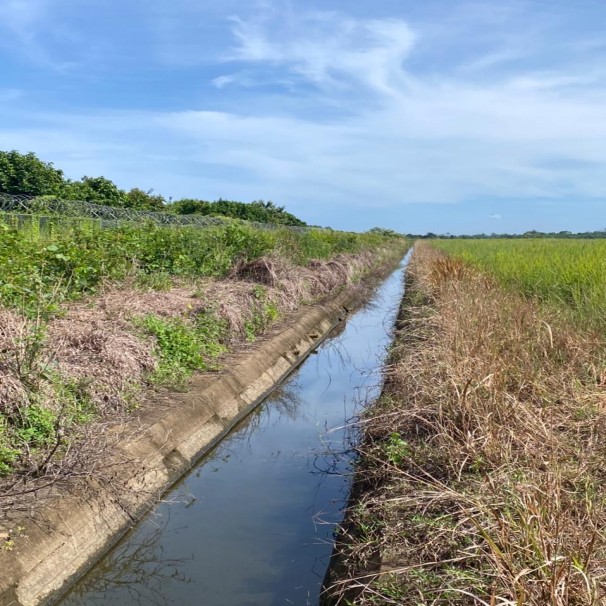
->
[60,254,411,606]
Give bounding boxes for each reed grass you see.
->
[432,239,606,331]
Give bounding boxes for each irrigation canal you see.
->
[58,254,410,606]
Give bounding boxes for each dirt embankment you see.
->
[324,242,606,606]
[0,245,408,606]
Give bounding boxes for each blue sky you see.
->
[0,0,605,234]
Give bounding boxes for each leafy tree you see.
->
[0,150,308,226]
[248,200,306,226]
[125,188,166,211]
[63,176,126,206]
[171,199,212,215]
[368,227,402,238]
[0,150,65,196]
[171,198,306,226]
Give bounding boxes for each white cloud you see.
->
[490,214,502,220]
[212,75,238,88]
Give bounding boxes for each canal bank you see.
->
[323,241,606,605]
[0,252,409,606]
[55,253,410,606]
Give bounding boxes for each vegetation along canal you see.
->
[58,254,411,606]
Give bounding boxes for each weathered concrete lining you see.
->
[0,272,393,606]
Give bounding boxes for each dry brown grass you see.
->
[0,308,37,415]
[230,251,375,305]
[326,242,606,606]
[2,250,386,422]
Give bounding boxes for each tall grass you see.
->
[433,239,606,330]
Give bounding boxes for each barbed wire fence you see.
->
[0,193,309,233]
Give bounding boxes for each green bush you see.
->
[0,151,65,196]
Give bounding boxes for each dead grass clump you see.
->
[0,371,28,417]
[194,279,276,343]
[299,251,376,301]
[230,257,283,287]
[326,242,606,606]
[49,321,155,412]
[306,259,351,296]
[96,287,199,320]
[229,252,379,312]
[229,255,308,306]
[230,255,306,305]
[0,307,133,523]
[0,308,46,415]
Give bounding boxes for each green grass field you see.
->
[432,239,606,330]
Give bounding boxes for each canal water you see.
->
[60,255,409,606]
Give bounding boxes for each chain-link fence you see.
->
[1,211,102,235]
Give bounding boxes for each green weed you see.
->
[0,219,399,316]
[243,286,280,342]
[138,313,227,386]
[14,405,57,447]
[383,432,410,466]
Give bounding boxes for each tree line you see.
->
[409,230,606,239]
[0,150,306,226]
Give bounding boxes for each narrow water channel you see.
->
[60,255,409,606]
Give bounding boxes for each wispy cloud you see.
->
[0,0,79,69]
[459,50,524,73]
[228,10,416,95]
[193,4,606,206]
[212,74,239,89]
